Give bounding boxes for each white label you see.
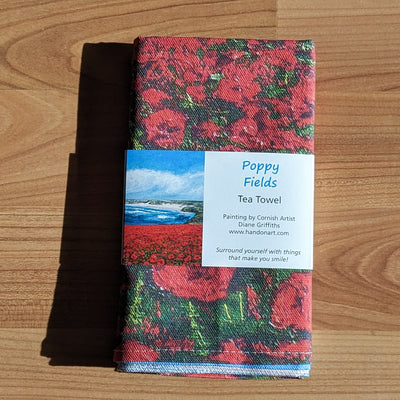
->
[202,152,314,270]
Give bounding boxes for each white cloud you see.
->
[126,168,204,200]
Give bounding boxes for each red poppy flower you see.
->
[248,56,274,85]
[270,272,312,330]
[123,225,202,267]
[141,88,171,108]
[264,272,273,288]
[143,108,187,149]
[141,43,211,89]
[246,286,261,320]
[186,85,206,102]
[141,318,160,336]
[292,97,314,129]
[209,339,253,364]
[225,49,246,61]
[162,337,194,354]
[241,102,267,119]
[155,300,161,318]
[219,144,240,152]
[202,49,219,69]
[114,339,159,362]
[269,47,298,71]
[148,254,158,264]
[173,52,208,81]
[141,57,176,83]
[253,111,313,152]
[230,117,259,148]
[253,339,311,361]
[214,64,260,103]
[152,264,235,302]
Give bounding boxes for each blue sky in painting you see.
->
[125,150,205,201]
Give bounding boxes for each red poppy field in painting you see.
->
[123,224,202,267]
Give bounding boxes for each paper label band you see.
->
[124,150,314,270]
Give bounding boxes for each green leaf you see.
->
[298,40,314,51]
[298,147,313,154]
[139,102,153,118]
[226,38,247,50]
[296,53,316,66]
[259,84,288,99]
[269,111,281,119]
[180,128,195,150]
[283,70,300,87]
[223,290,246,325]
[206,73,225,91]
[132,138,145,150]
[133,128,145,138]
[272,270,292,288]
[184,300,210,356]
[196,47,205,59]
[210,98,244,124]
[167,64,178,75]
[130,128,146,150]
[180,94,196,110]
[207,42,220,50]
[265,40,284,49]
[210,115,228,127]
[209,72,225,81]
[296,124,314,137]
[126,271,145,326]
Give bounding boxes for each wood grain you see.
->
[0,90,76,205]
[1,329,400,400]
[0,0,274,89]
[277,0,400,91]
[1,0,400,398]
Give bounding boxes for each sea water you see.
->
[125,204,195,225]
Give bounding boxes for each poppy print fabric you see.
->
[114,36,315,378]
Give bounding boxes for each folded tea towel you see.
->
[114,36,315,379]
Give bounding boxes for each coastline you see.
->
[126,201,185,211]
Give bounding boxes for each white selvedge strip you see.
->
[117,362,310,378]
